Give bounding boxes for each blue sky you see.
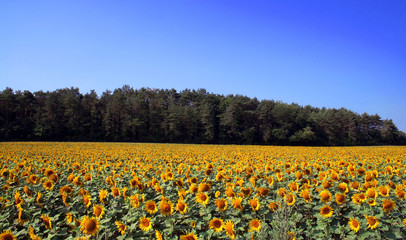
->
[1,1,405,132]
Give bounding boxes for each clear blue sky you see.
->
[1,1,405,131]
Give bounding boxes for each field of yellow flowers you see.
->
[0,142,405,240]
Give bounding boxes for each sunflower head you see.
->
[319,190,332,203]
[139,216,152,232]
[80,216,100,235]
[382,199,396,214]
[41,214,52,230]
[285,193,296,206]
[93,204,105,218]
[115,221,127,235]
[198,182,211,192]
[159,199,174,216]
[320,205,334,218]
[209,218,224,232]
[366,188,377,199]
[232,197,244,211]
[288,182,299,192]
[365,215,379,230]
[145,200,158,214]
[268,201,279,212]
[249,219,261,232]
[43,180,54,191]
[215,198,228,212]
[348,217,360,232]
[335,193,346,205]
[300,189,312,202]
[378,186,390,197]
[0,230,16,240]
[176,200,188,214]
[224,220,235,239]
[196,192,209,206]
[180,233,199,240]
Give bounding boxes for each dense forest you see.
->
[0,86,405,145]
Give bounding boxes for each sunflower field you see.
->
[0,142,406,240]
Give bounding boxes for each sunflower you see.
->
[278,188,287,197]
[288,182,299,193]
[215,191,221,198]
[176,200,188,214]
[41,214,52,230]
[186,184,196,195]
[358,193,367,202]
[382,199,395,213]
[0,230,16,240]
[155,230,163,240]
[83,194,92,208]
[225,187,235,198]
[367,199,377,206]
[49,174,58,183]
[395,188,405,200]
[196,192,209,206]
[122,187,129,198]
[232,197,244,211]
[111,187,120,197]
[378,186,390,197]
[23,186,33,198]
[130,178,139,188]
[366,188,378,199]
[36,192,43,207]
[319,190,332,203]
[180,233,199,240]
[322,181,332,189]
[241,187,252,197]
[43,180,54,191]
[365,215,379,230]
[99,189,108,203]
[59,185,73,196]
[66,213,74,224]
[159,199,174,216]
[350,181,360,190]
[267,176,274,186]
[335,193,346,205]
[81,216,100,235]
[351,194,362,205]
[93,204,105,218]
[285,193,296,206]
[300,189,312,203]
[44,169,55,177]
[28,226,40,240]
[287,232,296,240]
[14,191,23,206]
[145,200,158,214]
[29,174,38,184]
[320,205,334,218]
[348,217,360,233]
[268,202,279,212]
[257,187,269,197]
[115,221,127,235]
[198,182,211,192]
[249,219,261,232]
[139,216,152,232]
[130,195,140,208]
[209,218,224,232]
[224,220,235,239]
[337,182,348,193]
[215,198,228,212]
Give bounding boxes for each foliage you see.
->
[1,86,405,145]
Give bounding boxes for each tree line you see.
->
[1,86,405,145]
